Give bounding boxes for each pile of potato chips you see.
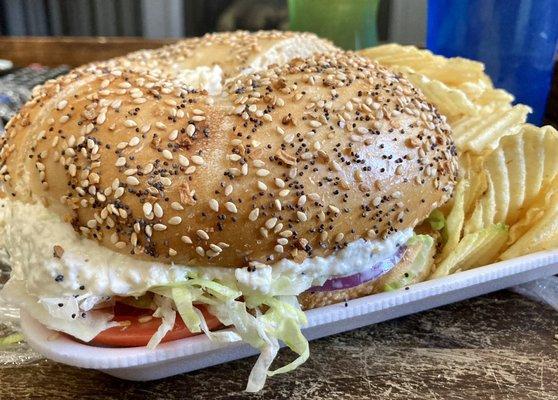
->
[359,44,558,280]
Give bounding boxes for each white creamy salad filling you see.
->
[174,65,224,96]
[0,198,410,301]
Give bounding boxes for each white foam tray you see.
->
[20,250,558,381]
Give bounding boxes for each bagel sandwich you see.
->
[0,31,458,391]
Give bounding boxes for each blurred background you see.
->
[0,0,425,43]
[0,0,556,127]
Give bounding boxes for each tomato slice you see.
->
[91,302,222,347]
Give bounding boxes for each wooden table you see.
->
[0,37,557,399]
[2,291,557,400]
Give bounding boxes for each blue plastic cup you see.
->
[427,0,558,124]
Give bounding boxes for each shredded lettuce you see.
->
[150,275,310,392]
[146,295,176,349]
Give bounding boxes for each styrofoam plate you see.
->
[20,250,558,381]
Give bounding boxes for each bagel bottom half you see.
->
[298,239,433,310]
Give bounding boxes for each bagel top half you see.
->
[0,32,458,268]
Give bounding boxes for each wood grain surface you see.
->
[1,291,557,400]
[0,36,175,68]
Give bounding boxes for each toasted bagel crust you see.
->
[117,30,338,78]
[0,32,458,268]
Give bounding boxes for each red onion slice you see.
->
[306,245,406,292]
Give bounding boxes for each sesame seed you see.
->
[372,196,382,206]
[196,247,205,257]
[168,216,182,225]
[256,169,270,177]
[328,205,340,214]
[225,185,233,196]
[191,155,204,165]
[297,211,307,222]
[335,233,345,242]
[129,136,140,147]
[143,164,154,174]
[274,178,285,188]
[249,208,259,221]
[114,187,124,199]
[277,238,288,246]
[169,248,177,256]
[56,100,68,110]
[169,130,179,141]
[257,181,267,191]
[274,199,282,211]
[162,149,173,160]
[279,189,290,197]
[197,230,209,240]
[186,124,196,136]
[126,176,140,186]
[309,120,322,128]
[124,119,137,128]
[171,202,184,211]
[115,157,126,167]
[209,199,219,212]
[143,202,153,217]
[330,160,342,171]
[274,245,284,253]
[153,203,164,218]
[265,217,278,230]
[155,121,166,130]
[298,195,307,207]
[209,244,222,253]
[178,155,189,167]
[153,224,167,231]
[181,236,192,244]
[280,230,293,238]
[225,202,237,213]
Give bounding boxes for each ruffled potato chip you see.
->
[358,44,486,86]
[431,223,508,278]
[404,71,478,122]
[465,124,558,230]
[451,104,531,154]
[500,191,558,260]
